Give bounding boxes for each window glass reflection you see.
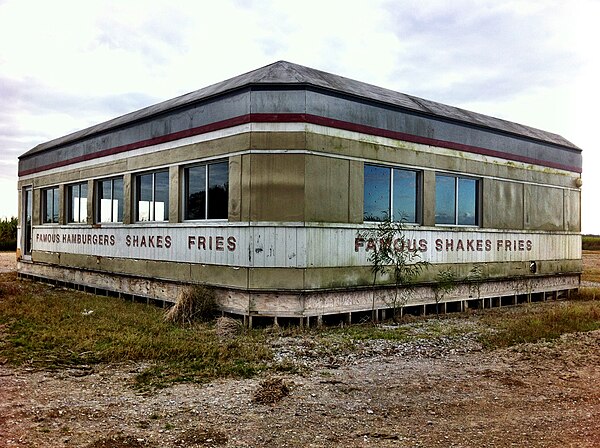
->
[364,165,390,221]
[435,175,456,224]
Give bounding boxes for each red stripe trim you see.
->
[18,113,581,176]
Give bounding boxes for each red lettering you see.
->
[354,237,364,252]
[446,239,454,251]
[393,238,403,251]
[198,236,206,250]
[476,240,483,251]
[485,239,492,251]
[435,239,443,251]
[466,240,474,251]
[227,236,236,251]
[456,240,464,251]
[165,235,172,248]
[366,238,377,252]
[419,239,428,252]
[216,236,224,251]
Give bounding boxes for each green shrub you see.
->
[0,217,17,250]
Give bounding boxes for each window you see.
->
[184,161,228,220]
[42,187,59,224]
[67,182,88,223]
[435,174,479,225]
[97,177,123,223]
[135,170,169,222]
[363,164,419,222]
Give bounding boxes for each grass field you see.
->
[3,261,600,390]
[582,249,600,283]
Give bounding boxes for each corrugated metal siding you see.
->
[31,225,581,269]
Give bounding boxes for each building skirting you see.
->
[17,260,580,324]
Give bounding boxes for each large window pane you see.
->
[137,173,154,221]
[393,169,417,223]
[208,162,228,219]
[185,166,206,220]
[114,178,124,222]
[136,171,169,222]
[435,175,456,224]
[53,189,59,223]
[43,187,59,224]
[364,165,390,221]
[98,177,123,223]
[435,174,479,226]
[184,161,229,221]
[154,171,169,221]
[458,178,477,225]
[68,183,87,223]
[44,189,53,223]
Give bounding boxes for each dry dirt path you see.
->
[2,251,600,447]
[0,252,15,273]
[1,330,600,448]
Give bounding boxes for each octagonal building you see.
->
[17,61,582,325]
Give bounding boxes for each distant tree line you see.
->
[0,217,17,251]
[582,234,600,251]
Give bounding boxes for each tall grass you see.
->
[0,272,271,389]
[480,300,600,348]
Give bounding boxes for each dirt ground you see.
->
[2,252,600,448]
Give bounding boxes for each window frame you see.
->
[183,160,229,221]
[96,176,124,224]
[363,163,421,224]
[434,173,480,226]
[67,182,88,224]
[42,186,60,224]
[22,185,33,257]
[134,169,170,222]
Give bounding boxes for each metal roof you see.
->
[21,60,579,158]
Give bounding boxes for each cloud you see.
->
[383,0,581,104]
[0,73,160,183]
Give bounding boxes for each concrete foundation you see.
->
[18,260,580,326]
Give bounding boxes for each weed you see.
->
[164,285,217,324]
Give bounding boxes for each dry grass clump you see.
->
[573,287,600,301]
[252,377,291,404]
[480,300,600,348]
[215,316,243,340]
[164,285,217,324]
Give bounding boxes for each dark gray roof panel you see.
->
[21,60,579,160]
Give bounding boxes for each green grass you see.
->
[0,272,271,389]
[4,270,600,390]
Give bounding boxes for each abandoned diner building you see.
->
[17,61,582,326]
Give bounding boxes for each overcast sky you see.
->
[1,0,598,232]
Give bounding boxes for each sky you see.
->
[0,0,598,232]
